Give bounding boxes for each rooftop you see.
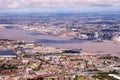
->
[0,50,17,57]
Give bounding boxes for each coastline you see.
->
[0,28,120,56]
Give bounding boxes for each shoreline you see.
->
[0,28,120,56]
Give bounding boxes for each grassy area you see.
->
[33,64,40,71]
[75,75,87,80]
[77,77,87,80]
[92,72,118,80]
[27,62,40,71]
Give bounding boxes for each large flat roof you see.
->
[0,50,17,57]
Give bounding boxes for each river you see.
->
[0,28,120,56]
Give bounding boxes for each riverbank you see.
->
[0,28,120,56]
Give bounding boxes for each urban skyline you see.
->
[0,0,120,80]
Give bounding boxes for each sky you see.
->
[0,0,120,13]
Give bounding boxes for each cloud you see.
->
[0,0,120,9]
[0,0,20,9]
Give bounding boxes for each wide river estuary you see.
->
[0,28,120,56]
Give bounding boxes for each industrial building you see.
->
[0,50,17,58]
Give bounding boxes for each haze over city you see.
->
[0,0,120,13]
